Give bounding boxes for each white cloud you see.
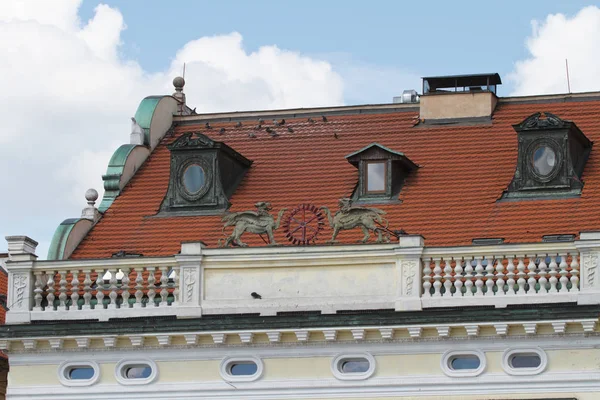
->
[509,6,600,96]
[0,0,343,257]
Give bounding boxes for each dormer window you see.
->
[502,112,592,200]
[366,161,387,193]
[346,143,417,203]
[160,133,252,215]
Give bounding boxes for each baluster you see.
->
[570,253,580,292]
[33,271,44,311]
[516,257,527,294]
[83,269,92,309]
[70,270,80,310]
[422,259,432,297]
[58,271,68,310]
[474,257,484,296]
[148,267,156,307]
[454,258,464,296]
[464,258,474,296]
[527,256,537,295]
[121,269,131,309]
[160,266,169,305]
[432,259,442,297]
[495,257,506,295]
[443,259,453,297]
[559,254,569,293]
[108,270,118,309]
[46,272,55,311]
[485,257,495,295]
[95,269,106,309]
[538,256,548,294]
[171,268,179,305]
[134,268,144,308]
[506,257,516,295]
[548,255,559,293]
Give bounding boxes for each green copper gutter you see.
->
[1,303,597,339]
[99,144,140,212]
[47,218,82,260]
[134,95,164,146]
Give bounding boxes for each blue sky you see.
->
[79,0,597,100]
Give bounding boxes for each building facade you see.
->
[2,74,600,399]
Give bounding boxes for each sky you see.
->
[1,0,600,257]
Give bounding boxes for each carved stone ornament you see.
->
[320,198,390,244]
[584,252,599,287]
[517,112,566,130]
[402,260,418,296]
[220,202,287,247]
[13,273,28,308]
[167,132,215,150]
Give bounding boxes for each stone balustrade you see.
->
[4,233,600,324]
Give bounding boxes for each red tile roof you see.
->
[72,98,600,259]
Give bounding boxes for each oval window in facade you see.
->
[183,164,206,194]
[115,359,157,385]
[331,353,376,380]
[58,361,100,387]
[502,348,547,376]
[219,357,264,382]
[441,350,486,377]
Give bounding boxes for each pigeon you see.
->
[287,127,294,133]
[219,128,226,134]
[235,121,242,128]
[273,119,280,126]
[248,131,256,138]
[322,115,328,122]
[205,122,212,129]
[251,292,262,299]
[307,117,315,123]
[266,127,273,133]
[334,132,338,139]
[258,118,265,124]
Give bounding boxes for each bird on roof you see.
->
[308,117,315,123]
[273,119,280,126]
[334,132,338,139]
[287,127,294,133]
[235,121,242,128]
[266,127,273,133]
[258,118,265,124]
[205,122,212,129]
[256,124,262,130]
[219,128,226,134]
[248,131,256,138]
[322,116,328,122]
[251,292,262,299]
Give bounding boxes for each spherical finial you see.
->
[173,76,185,90]
[85,188,99,205]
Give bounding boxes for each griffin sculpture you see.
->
[220,202,287,247]
[320,198,389,244]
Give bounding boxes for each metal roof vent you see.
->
[393,90,419,104]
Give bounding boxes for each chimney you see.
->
[419,73,501,121]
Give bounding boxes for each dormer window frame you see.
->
[346,143,417,204]
[502,112,592,201]
[160,132,252,215]
[364,160,389,195]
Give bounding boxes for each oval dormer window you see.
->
[532,145,557,177]
[183,164,206,194]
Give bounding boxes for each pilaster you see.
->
[174,241,204,317]
[394,235,424,311]
[575,231,600,305]
[5,236,38,324]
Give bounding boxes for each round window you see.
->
[183,164,206,194]
[532,145,557,177]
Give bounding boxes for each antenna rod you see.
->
[183,62,186,80]
[565,59,571,94]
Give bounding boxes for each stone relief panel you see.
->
[583,252,599,288]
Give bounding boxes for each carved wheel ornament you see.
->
[283,204,325,245]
